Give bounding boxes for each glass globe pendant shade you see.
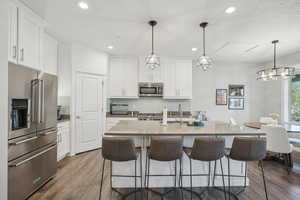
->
[145,53,160,70]
[195,55,213,71]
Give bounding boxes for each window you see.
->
[291,74,300,122]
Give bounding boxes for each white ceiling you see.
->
[22,0,300,63]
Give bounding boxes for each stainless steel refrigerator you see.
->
[8,64,58,200]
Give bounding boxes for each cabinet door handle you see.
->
[20,48,24,61]
[13,45,17,59]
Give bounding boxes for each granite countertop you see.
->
[105,120,265,136]
[57,114,70,123]
[57,119,70,123]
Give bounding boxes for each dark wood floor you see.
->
[29,149,300,200]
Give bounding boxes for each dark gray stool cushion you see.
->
[229,137,267,161]
[184,137,225,161]
[102,137,138,162]
[149,137,183,161]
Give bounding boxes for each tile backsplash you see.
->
[108,98,191,113]
[58,96,70,114]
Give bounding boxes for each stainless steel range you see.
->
[138,113,163,121]
[8,64,58,200]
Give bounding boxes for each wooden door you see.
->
[76,73,104,153]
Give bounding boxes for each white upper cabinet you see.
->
[18,8,42,71]
[163,59,192,99]
[58,44,72,97]
[43,33,58,75]
[109,57,138,98]
[8,1,44,71]
[8,2,18,64]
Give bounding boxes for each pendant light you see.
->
[256,40,295,81]
[146,20,160,70]
[194,22,213,71]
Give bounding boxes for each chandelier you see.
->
[194,22,213,71]
[257,40,295,81]
[146,20,160,70]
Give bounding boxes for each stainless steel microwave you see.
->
[138,82,163,97]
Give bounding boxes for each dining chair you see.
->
[261,125,294,173]
[229,117,237,126]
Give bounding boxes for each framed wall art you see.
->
[216,89,227,105]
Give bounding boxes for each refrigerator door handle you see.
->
[37,80,45,123]
[41,80,45,123]
[30,79,38,123]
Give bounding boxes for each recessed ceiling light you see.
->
[78,1,89,10]
[192,47,198,52]
[225,6,236,14]
[107,45,114,50]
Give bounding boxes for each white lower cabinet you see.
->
[57,121,70,161]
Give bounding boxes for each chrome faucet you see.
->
[178,104,183,126]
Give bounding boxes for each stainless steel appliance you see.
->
[138,82,163,97]
[110,104,129,115]
[8,64,58,200]
[138,113,163,121]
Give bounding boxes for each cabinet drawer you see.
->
[8,145,57,200]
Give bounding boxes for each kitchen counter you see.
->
[57,119,70,123]
[105,120,265,136]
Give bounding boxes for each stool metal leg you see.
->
[99,159,106,200]
[190,158,193,200]
[220,159,227,200]
[147,158,151,200]
[179,158,184,200]
[144,151,148,187]
[140,152,143,200]
[208,161,211,188]
[259,160,269,200]
[135,160,137,200]
[175,160,177,188]
[227,157,231,200]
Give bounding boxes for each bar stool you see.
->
[145,137,183,200]
[183,137,227,200]
[99,137,142,200]
[226,137,268,200]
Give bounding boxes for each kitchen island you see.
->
[105,120,265,188]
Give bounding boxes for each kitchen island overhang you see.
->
[105,120,265,189]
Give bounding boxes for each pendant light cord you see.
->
[203,26,206,56]
[152,25,154,54]
[273,42,276,69]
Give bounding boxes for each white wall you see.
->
[71,44,108,75]
[192,61,265,124]
[0,1,8,200]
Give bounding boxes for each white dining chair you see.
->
[229,117,237,126]
[260,117,278,125]
[261,125,293,173]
